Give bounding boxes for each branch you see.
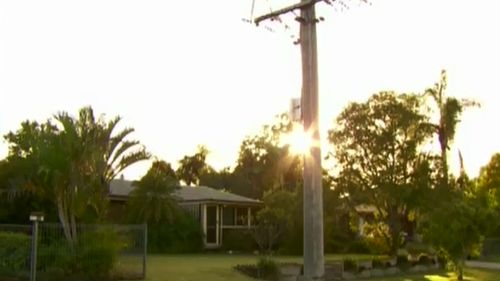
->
[254,0,325,26]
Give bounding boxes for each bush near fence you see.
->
[0,231,31,277]
[147,213,203,253]
[0,224,146,281]
[37,228,123,281]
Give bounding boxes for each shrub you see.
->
[405,241,435,256]
[437,255,447,268]
[345,239,371,254]
[75,229,122,280]
[342,258,358,272]
[148,212,203,253]
[37,229,122,281]
[417,254,433,266]
[396,254,411,271]
[234,264,259,279]
[0,231,30,275]
[256,257,279,281]
[372,257,387,269]
[222,229,256,253]
[365,235,391,254]
[38,240,73,273]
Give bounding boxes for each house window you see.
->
[223,206,235,226]
[236,207,248,226]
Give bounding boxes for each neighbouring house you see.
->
[355,204,417,242]
[108,178,261,249]
[355,204,377,237]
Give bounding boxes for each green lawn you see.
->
[146,254,375,281]
[145,254,500,281]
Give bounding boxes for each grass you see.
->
[146,254,257,281]
[145,254,374,281]
[145,254,500,281]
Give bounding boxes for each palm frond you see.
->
[108,139,139,168]
[107,149,150,181]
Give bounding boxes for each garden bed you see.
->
[235,255,443,281]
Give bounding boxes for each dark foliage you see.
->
[0,232,30,276]
[147,213,203,253]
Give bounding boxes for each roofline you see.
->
[109,195,262,205]
[109,195,128,202]
[178,199,262,205]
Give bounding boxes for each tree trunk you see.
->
[440,140,448,185]
[457,263,464,281]
[70,213,77,244]
[388,208,401,256]
[439,114,449,186]
[57,198,74,246]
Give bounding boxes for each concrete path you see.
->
[466,260,500,270]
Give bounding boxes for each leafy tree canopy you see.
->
[176,145,211,186]
[328,91,435,254]
[421,177,496,281]
[232,114,302,199]
[3,106,149,244]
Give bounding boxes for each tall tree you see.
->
[199,166,232,190]
[328,92,434,255]
[233,114,301,198]
[425,70,479,185]
[176,145,210,186]
[4,106,149,244]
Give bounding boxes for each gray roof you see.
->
[109,179,136,197]
[174,185,260,204]
[109,179,261,205]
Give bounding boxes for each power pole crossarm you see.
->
[254,0,324,25]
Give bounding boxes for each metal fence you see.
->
[481,237,500,258]
[0,223,147,281]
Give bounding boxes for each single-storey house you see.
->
[108,179,261,248]
[355,204,417,242]
[355,204,377,237]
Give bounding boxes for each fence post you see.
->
[29,212,44,281]
[143,223,148,280]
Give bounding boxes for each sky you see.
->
[1,0,499,180]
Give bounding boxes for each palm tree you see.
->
[127,160,179,224]
[40,107,149,244]
[425,70,479,185]
[71,107,150,216]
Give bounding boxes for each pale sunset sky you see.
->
[1,0,499,180]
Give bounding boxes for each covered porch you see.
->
[174,186,261,248]
[181,202,260,248]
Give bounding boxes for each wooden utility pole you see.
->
[255,1,324,280]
